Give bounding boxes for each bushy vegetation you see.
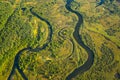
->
[0,0,120,80]
[0,2,13,30]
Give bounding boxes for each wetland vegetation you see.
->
[0,0,120,80]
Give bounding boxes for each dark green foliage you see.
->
[0,8,33,70]
[19,51,37,71]
[100,44,114,65]
[9,0,16,5]
[37,61,61,79]
[82,33,95,51]
[105,24,120,36]
[0,2,13,30]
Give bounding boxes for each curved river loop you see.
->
[7,7,53,80]
[65,0,94,80]
[7,0,94,80]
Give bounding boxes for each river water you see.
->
[65,0,94,80]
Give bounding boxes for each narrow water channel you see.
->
[65,0,94,80]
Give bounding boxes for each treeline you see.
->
[32,0,57,19]
[0,1,13,30]
[0,8,34,74]
[105,24,120,36]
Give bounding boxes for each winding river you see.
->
[8,0,94,80]
[7,8,53,80]
[65,0,94,80]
